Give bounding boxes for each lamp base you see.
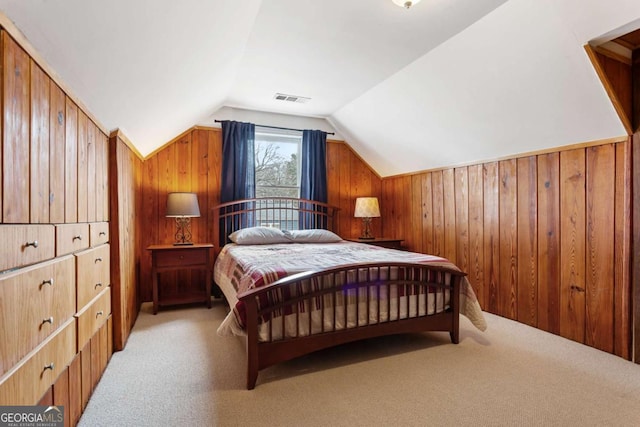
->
[359,217,375,240]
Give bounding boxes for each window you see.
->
[254,127,302,198]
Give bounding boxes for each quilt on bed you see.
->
[214,241,487,336]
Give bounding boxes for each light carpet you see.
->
[78,301,640,426]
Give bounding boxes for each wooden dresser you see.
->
[0,29,113,427]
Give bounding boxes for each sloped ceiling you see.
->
[0,0,638,176]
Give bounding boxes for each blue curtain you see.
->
[300,129,328,228]
[221,120,256,202]
[220,121,256,243]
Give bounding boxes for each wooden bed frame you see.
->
[214,197,465,389]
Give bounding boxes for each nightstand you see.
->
[148,244,213,314]
[345,237,404,250]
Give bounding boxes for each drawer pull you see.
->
[96,310,104,318]
[99,231,106,236]
[73,235,83,241]
[43,363,55,372]
[95,282,103,289]
[25,240,39,248]
[40,278,54,288]
[95,257,103,263]
[42,316,54,325]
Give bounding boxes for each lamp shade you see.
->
[166,192,200,217]
[354,197,381,218]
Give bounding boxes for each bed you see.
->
[213,197,486,389]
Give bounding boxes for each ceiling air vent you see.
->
[274,93,311,104]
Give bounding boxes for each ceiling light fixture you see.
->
[392,0,421,9]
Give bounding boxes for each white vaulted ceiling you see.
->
[0,0,638,176]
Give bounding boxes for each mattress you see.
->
[214,241,487,339]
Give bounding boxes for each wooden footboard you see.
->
[237,262,465,389]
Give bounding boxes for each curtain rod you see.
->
[214,119,335,135]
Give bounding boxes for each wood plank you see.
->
[442,169,456,263]
[80,342,91,410]
[517,156,537,326]
[191,129,209,245]
[157,143,176,244]
[483,162,499,312]
[94,130,104,222]
[68,355,82,427]
[421,173,433,255]
[86,119,97,222]
[468,164,484,306]
[585,144,615,352]
[380,179,394,240]
[52,367,70,427]
[431,171,444,258]
[411,175,423,252]
[633,133,640,364]
[65,98,78,222]
[140,155,158,302]
[2,32,30,223]
[499,159,518,320]
[77,110,88,222]
[49,82,65,223]
[38,388,53,406]
[102,133,110,221]
[537,152,561,335]
[389,178,403,240]
[614,140,631,359]
[207,129,223,247]
[396,176,411,246]
[30,60,50,223]
[90,333,100,391]
[559,149,586,343]
[454,167,469,274]
[339,145,355,238]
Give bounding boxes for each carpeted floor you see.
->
[78,300,640,426]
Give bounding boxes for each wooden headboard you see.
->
[213,197,340,248]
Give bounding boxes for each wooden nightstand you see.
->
[148,244,213,314]
[345,237,404,250]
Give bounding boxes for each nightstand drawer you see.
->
[154,248,207,268]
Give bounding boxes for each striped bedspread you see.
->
[214,241,487,337]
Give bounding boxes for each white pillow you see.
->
[283,229,343,243]
[228,227,291,245]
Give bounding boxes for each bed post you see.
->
[450,275,461,344]
[244,299,260,390]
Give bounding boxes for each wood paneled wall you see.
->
[382,140,632,359]
[327,141,382,239]
[139,128,382,302]
[109,132,143,350]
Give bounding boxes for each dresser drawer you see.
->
[0,224,55,272]
[0,256,76,377]
[76,244,110,309]
[76,287,111,350]
[89,222,109,247]
[0,318,76,405]
[154,248,208,268]
[55,223,90,256]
